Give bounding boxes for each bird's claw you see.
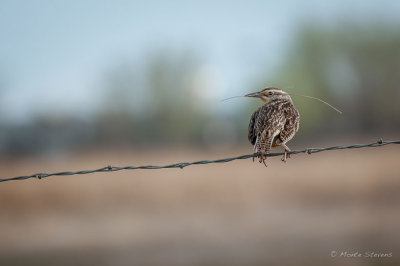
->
[262,159,268,167]
[257,152,268,167]
[281,149,290,163]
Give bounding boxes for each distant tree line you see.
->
[1,23,399,156]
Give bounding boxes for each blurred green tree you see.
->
[255,23,400,139]
[96,50,209,146]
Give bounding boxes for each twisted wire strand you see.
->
[1,139,399,183]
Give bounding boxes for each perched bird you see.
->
[247,87,300,166]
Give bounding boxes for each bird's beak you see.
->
[244,91,263,98]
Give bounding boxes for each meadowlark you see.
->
[247,87,300,166]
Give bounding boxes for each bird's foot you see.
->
[258,152,268,167]
[281,148,291,162]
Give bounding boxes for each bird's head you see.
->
[245,87,291,103]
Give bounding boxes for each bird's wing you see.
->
[248,108,260,145]
[279,103,300,144]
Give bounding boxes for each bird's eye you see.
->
[268,91,273,96]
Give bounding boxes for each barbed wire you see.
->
[1,139,399,183]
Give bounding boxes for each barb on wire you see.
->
[1,139,399,183]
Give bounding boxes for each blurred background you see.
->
[0,0,399,265]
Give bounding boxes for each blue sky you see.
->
[1,0,400,123]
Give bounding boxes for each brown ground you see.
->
[0,144,399,266]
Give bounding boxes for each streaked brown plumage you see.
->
[247,87,299,166]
